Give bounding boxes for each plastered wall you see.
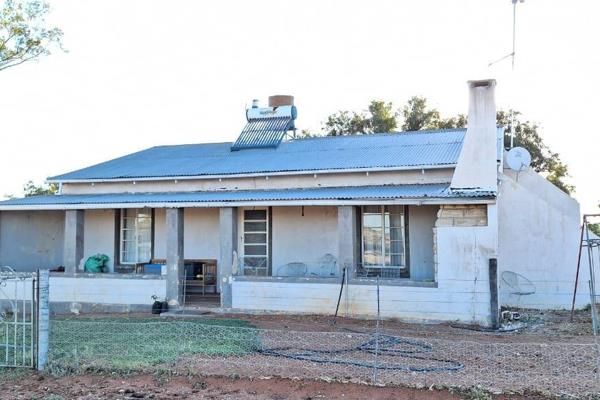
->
[154,208,220,260]
[82,209,116,271]
[0,211,64,271]
[232,204,497,326]
[270,206,339,275]
[61,169,454,195]
[498,168,593,309]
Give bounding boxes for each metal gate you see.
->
[0,267,37,368]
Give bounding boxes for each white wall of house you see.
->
[83,209,116,271]
[48,276,166,305]
[60,169,454,195]
[498,168,593,309]
[154,208,220,261]
[271,206,338,275]
[408,205,438,281]
[232,204,498,326]
[154,208,166,259]
[0,276,166,306]
[184,208,220,260]
[0,210,64,271]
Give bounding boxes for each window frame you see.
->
[240,207,271,276]
[359,205,410,278]
[119,208,153,265]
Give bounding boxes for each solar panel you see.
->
[231,116,294,151]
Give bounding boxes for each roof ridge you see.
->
[288,128,467,143]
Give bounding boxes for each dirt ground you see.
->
[221,308,597,343]
[0,372,552,400]
[5,309,598,399]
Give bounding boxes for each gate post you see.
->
[37,269,50,371]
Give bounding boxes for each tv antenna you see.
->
[489,0,525,150]
[489,0,525,70]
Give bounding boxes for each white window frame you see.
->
[120,208,152,265]
[360,205,407,271]
[240,207,270,276]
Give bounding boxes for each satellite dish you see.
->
[506,147,531,171]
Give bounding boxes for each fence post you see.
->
[489,258,499,330]
[37,269,50,371]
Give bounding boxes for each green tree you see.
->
[588,223,600,237]
[23,180,57,196]
[496,110,574,194]
[401,96,467,131]
[0,0,63,72]
[319,97,574,194]
[323,100,397,136]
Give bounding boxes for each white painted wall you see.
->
[233,204,498,326]
[0,211,64,271]
[0,276,166,306]
[61,169,454,195]
[83,209,115,271]
[155,208,220,260]
[408,205,437,281]
[49,277,165,305]
[154,208,166,259]
[498,168,594,309]
[184,208,219,260]
[270,206,338,276]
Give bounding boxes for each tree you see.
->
[323,100,397,136]
[401,96,466,131]
[23,180,57,196]
[588,223,600,238]
[318,97,574,194]
[496,110,574,194]
[0,0,63,72]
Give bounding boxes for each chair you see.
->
[501,271,536,312]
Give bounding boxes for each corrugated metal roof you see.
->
[0,184,494,210]
[48,129,467,182]
[231,117,293,151]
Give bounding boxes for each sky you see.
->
[1,0,599,213]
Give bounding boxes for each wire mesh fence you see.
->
[46,316,600,398]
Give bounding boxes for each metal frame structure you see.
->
[570,214,600,334]
[0,267,38,368]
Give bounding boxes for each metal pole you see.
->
[571,222,586,321]
[511,0,517,71]
[22,278,25,366]
[37,270,49,371]
[30,275,34,368]
[333,267,346,324]
[373,276,380,384]
[584,219,599,335]
[489,258,499,329]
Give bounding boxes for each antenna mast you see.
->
[489,0,524,149]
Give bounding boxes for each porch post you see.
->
[219,207,237,308]
[63,210,84,274]
[166,208,184,307]
[338,206,358,276]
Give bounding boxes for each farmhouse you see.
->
[0,80,590,326]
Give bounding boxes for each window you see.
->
[241,208,270,276]
[359,205,408,278]
[120,209,152,265]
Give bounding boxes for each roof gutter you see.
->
[46,164,457,184]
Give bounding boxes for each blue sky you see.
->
[1,0,599,212]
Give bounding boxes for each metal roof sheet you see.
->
[0,184,494,210]
[48,129,468,182]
